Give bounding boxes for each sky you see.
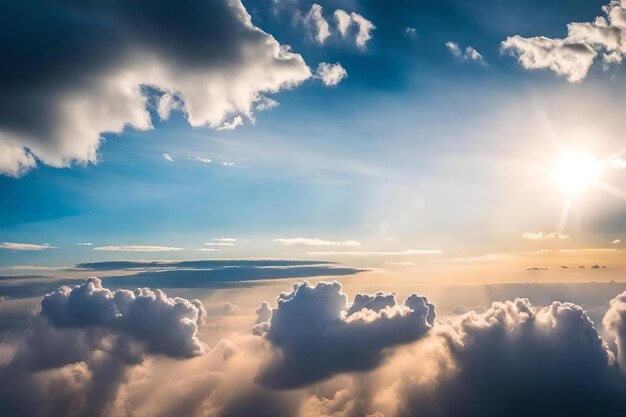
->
[2,0,626,282]
[3,1,626,416]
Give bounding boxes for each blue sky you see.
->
[2,0,626,276]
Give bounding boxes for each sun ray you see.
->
[556,197,572,233]
[592,180,626,201]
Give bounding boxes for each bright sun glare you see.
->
[552,150,601,195]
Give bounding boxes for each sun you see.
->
[552,150,601,195]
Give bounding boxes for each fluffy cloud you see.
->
[0,278,206,416]
[274,238,360,246]
[41,277,206,357]
[7,279,626,416]
[0,242,57,251]
[397,298,626,416]
[305,4,331,44]
[502,1,626,82]
[315,63,348,87]
[0,0,311,177]
[522,231,569,240]
[254,281,435,388]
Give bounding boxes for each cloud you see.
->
[604,291,626,371]
[76,242,93,246]
[445,41,463,57]
[0,0,311,177]
[215,238,237,243]
[305,4,331,44]
[501,1,626,82]
[0,242,57,251]
[398,297,626,416]
[274,238,360,247]
[217,116,244,131]
[93,245,183,252]
[162,153,174,162]
[522,231,569,240]
[404,27,417,39]
[41,277,206,357]
[187,157,212,164]
[222,161,235,166]
[351,12,376,49]
[205,242,236,247]
[254,281,435,388]
[333,10,375,49]
[446,41,486,64]
[308,249,443,256]
[0,278,206,416]
[315,62,348,87]
[612,239,621,244]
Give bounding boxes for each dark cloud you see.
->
[76,259,336,271]
[0,262,365,299]
[0,0,311,176]
[398,298,626,417]
[255,281,435,388]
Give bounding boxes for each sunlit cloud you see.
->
[75,242,93,246]
[274,238,361,246]
[162,153,174,162]
[0,242,57,251]
[93,245,183,252]
[315,62,348,87]
[522,232,569,240]
[305,4,331,44]
[502,1,626,82]
[612,239,622,244]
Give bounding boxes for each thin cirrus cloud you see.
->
[187,156,212,164]
[522,232,569,240]
[0,242,57,251]
[93,245,183,252]
[501,1,626,82]
[274,238,361,246]
[307,249,444,256]
[0,0,312,177]
[162,153,174,162]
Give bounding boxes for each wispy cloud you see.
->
[162,153,174,162]
[446,41,486,64]
[0,242,57,251]
[612,239,622,244]
[442,248,619,263]
[274,238,361,246]
[308,249,443,256]
[94,245,183,252]
[76,242,93,246]
[187,157,212,164]
[522,232,569,240]
[222,162,235,166]
[204,242,235,247]
[215,238,237,243]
